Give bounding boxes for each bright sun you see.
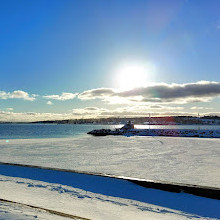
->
[115,63,154,91]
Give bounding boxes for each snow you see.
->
[0,136,219,188]
[0,200,69,220]
[0,169,219,220]
[0,135,219,219]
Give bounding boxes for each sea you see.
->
[0,123,219,139]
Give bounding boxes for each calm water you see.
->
[0,123,219,139]
[0,124,108,139]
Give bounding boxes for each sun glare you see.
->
[115,63,155,91]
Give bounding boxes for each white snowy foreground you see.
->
[0,135,219,187]
[0,200,69,220]
[0,136,219,219]
[0,164,219,220]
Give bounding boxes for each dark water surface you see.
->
[0,124,111,139]
[0,123,219,139]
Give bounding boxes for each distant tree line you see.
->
[30,115,220,125]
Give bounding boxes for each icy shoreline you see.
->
[88,128,220,138]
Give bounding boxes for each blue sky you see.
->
[0,0,220,121]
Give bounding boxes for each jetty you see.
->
[87,121,220,138]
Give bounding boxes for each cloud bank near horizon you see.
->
[1,106,219,122]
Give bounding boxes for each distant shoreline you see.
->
[0,115,219,125]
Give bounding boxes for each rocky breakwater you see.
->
[88,128,220,138]
[87,128,123,136]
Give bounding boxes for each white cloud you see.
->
[47,101,54,105]
[0,90,36,101]
[43,92,78,101]
[191,106,213,110]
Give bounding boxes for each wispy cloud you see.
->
[71,105,185,118]
[47,101,54,105]
[217,20,220,28]
[72,107,108,117]
[0,111,74,122]
[191,106,213,110]
[0,90,36,101]
[78,81,220,104]
[43,92,78,101]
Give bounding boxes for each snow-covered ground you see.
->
[0,166,219,220]
[0,136,219,187]
[0,135,219,219]
[0,200,69,220]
